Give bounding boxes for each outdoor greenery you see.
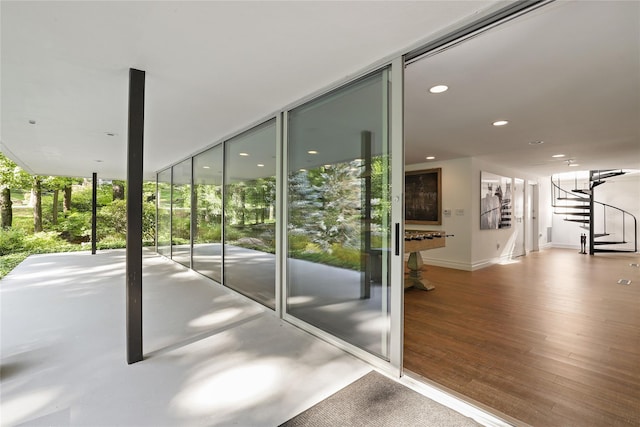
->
[0,152,156,279]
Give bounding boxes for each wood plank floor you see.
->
[404,249,640,427]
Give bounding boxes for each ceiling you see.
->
[1,0,497,181]
[405,0,640,176]
[1,1,638,182]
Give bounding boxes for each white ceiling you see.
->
[1,1,638,182]
[1,0,498,181]
[405,0,640,176]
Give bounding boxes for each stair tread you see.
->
[591,171,626,180]
[556,212,590,216]
[593,248,636,253]
[572,189,592,195]
[564,219,590,223]
[593,240,628,245]
[557,197,589,201]
[556,205,591,209]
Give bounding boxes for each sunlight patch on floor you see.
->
[2,387,62,426]
[172,359,283,417]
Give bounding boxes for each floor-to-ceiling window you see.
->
[223,120,277,309]
[157,168,172,257]
[193,144,223,282]
[172,158,192,268]
[286,70,392,358]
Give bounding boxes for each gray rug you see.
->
[280,371,481,427]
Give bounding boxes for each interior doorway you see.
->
[513,178,525,258]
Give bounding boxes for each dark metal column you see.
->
[91,172,97,255]
[360,130,372,299]
[127,68,145,364]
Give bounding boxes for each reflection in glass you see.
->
[157,168,172,257]
[172,158,192,268]
[193,145,223,282]
[224,120,277,309]
[287,70,391,358]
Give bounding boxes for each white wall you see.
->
[405,157,544,271]
[406,158,472,270]
[470,158,540,269]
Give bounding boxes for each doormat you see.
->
[279,371,481,427]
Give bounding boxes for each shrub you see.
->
[96,236,126,250]
[0,228,27,255]
[56,211,91,243]
[0,252,29,279]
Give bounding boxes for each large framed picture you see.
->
[405,168,441,225]
[480,171,512,229]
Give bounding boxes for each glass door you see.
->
[285,68,398,361]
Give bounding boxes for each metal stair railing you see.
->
[593,200,638,252]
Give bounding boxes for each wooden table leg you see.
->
[405,251,435,291]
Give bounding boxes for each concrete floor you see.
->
[1,249,373,426]
[0,249,508,427]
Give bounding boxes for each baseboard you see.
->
[551,243,580,250]
[419,257,474,271]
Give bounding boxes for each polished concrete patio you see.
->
[0,249,373,426]
[0,249,507,426]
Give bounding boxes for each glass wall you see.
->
[287,70,391,358]
[171,158,192,268]
[193,144,223,282]
[224,120,277,309]
[157,168,172,257]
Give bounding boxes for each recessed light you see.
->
[299,168,307,172]
[257,164,264,167]
[492,120,509,127]
[552,154,565,158]
[239,152,249,157]
[105,132,116,137]
[95,160,104,163]
[569,163,579,167]
[429,85,448,94]
[425,156,436,160]
[28,119,36,125]
[202,166,210,169]
[307,150,318,155]
[529,140,544,145]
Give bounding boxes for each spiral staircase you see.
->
[551,170,638,254]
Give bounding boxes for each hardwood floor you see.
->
[403,249,640,427]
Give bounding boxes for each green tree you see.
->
[0,152,31,228]
[32,176,43,232]
[112,180,125,200]
[44,176,81,225]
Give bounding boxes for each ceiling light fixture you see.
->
[429,85,448,94]
[202,166,210,169]
[257,164,264,167]
[307,150,318,155]
[105,132,116,137]
[569,163,580,167]
[529,140,544,145]
[552,154,565,158]
[492,120,509,127]
[426,156,436,160]
[239,152,249,157]
[28,120,36,125]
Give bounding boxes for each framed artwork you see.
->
[480,171,512,230]
[405,168,441,225]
